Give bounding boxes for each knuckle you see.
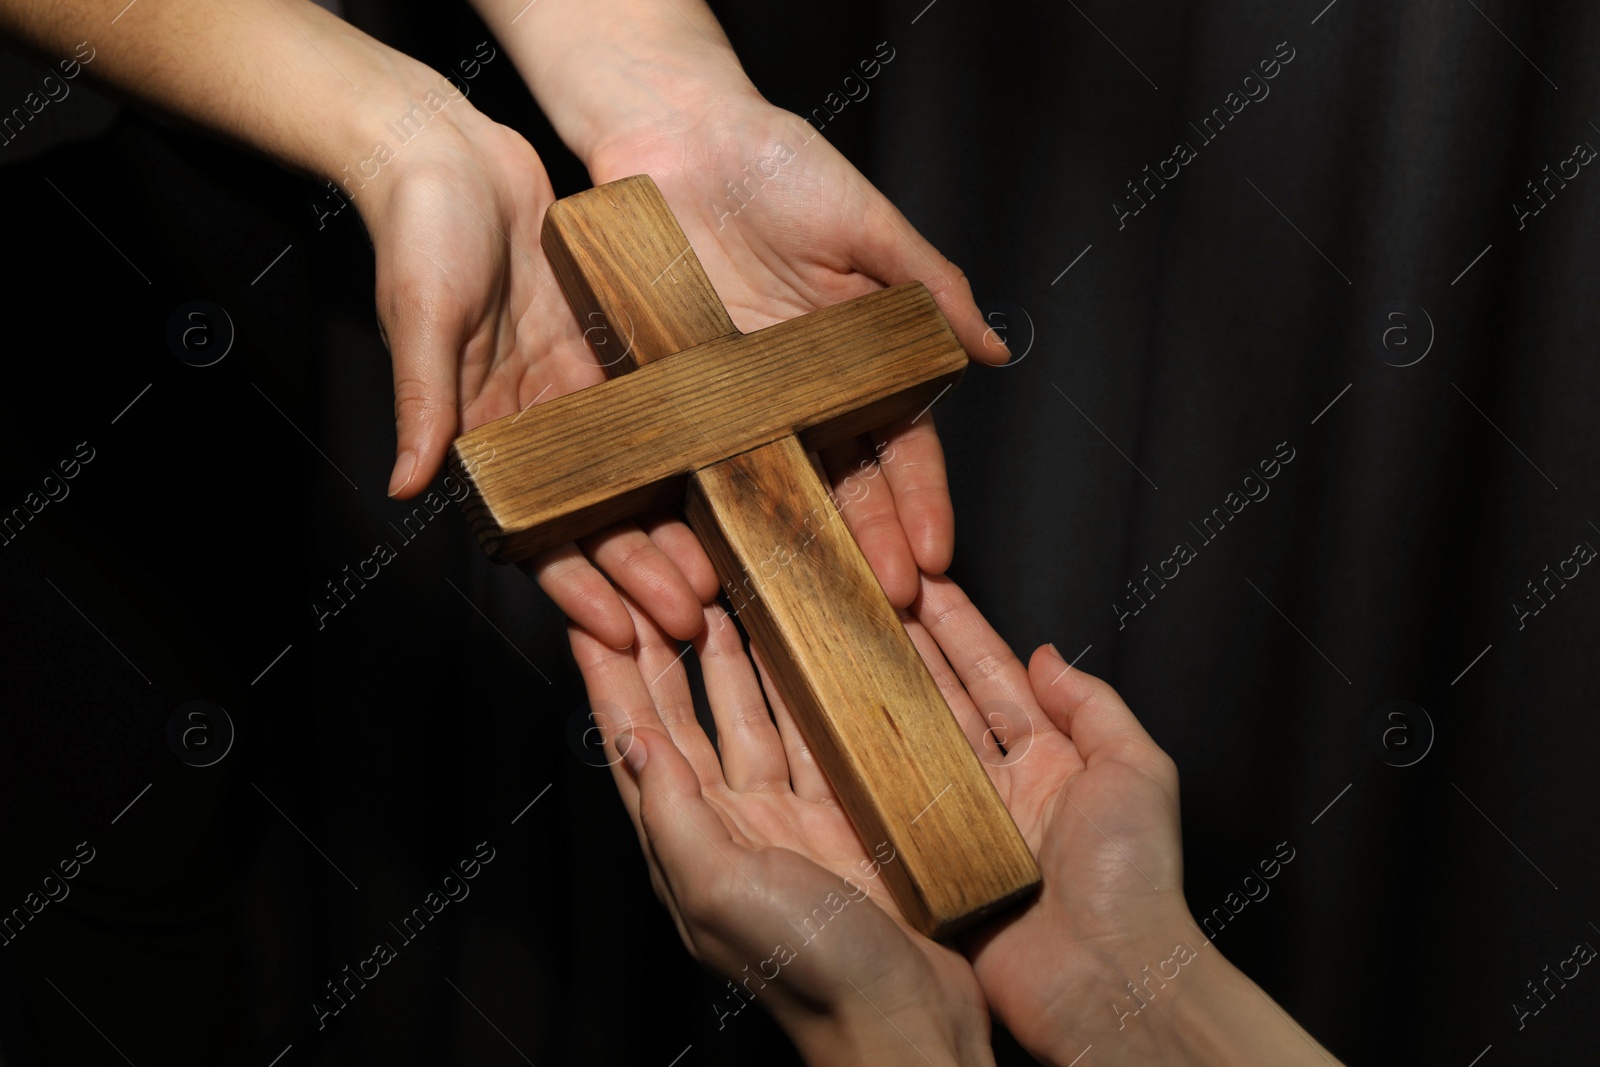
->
[932,596,965,627]
[656,696,695,726]
[893,477,951,502]
[1153,750,1180,790]
[535,548,590,585]
[728,699,772,732]
[925,260,971,300]
[381,271,446,328]
[850,508,901,540]
[391,376,440,426]
[967,651,1008,682]
[615,539,664,574]
[675,869,733,928]
[1102,734,1148,767]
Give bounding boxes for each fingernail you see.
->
[1046,642,1064,660]
[387,450,416,497]
[619,730,646,773]
[981,324,1012,364]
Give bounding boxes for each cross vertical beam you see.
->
[457,176,1040,936]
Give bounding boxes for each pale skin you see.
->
[1,4,1343,1058]
[569,575,1346,1066]
[0,0,1004,649]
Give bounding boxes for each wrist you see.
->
[787,997,992,1067]
[480,0,764,166]
[771,948,993,1067]
[316,56,495,206]
[1019,909,1339,1067]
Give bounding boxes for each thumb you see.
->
[1028,645,1162,766]
[618,729,738,884]
[379,281,466,499]
[849,184,1007,367]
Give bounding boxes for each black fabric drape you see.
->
[1,1,1595,1064]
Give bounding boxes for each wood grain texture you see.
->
[688,436,1041,937]
[450,174,1040,936]
[541,174,737,371]
[449,284,966,563]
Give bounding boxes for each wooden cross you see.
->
[449,176,1039,937]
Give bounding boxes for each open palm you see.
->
[371,97,1005,647]
[568,596,989,1049]
[588,98,1007,607]
[906,576,1192,1052]
[365,111,718,648]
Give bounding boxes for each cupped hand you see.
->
[355,102,716,647]
[568,598,993,1066]
[903,576,1192,1056]
[587,96,1009,609]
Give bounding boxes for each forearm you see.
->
[0,0,457,185]
[1025,926,1342,1067]
[466,0,761,166]
[786,999,996,1067]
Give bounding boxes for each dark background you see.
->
[2,0,1598,1063]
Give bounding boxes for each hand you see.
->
[585,95,1006,607]
[0,0,713,648]
[568,598,994,1067]
[905,577,1186,1053]
[472,0,1006,609]
[356,99,718,647]
[907,576,1343,1066]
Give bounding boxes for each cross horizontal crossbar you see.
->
[450,283,965,563]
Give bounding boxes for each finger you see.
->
[566,618,660,809]
[873,414,954,575]
[624,596,726,791]
[819,436,919,609]
[915,575,1038,709]
[694,605,789,792]
[581,522,707,642]
[901,613,1001,763]
[531,545,635,651]
[1028,644,1163,770]
[618,728,759,929]
[639,510,721,605]
[914,574,1047,759]
[750,646,834,803]
[377,265,470,499]
[567,621,699,942]
[847,183,1003,366]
